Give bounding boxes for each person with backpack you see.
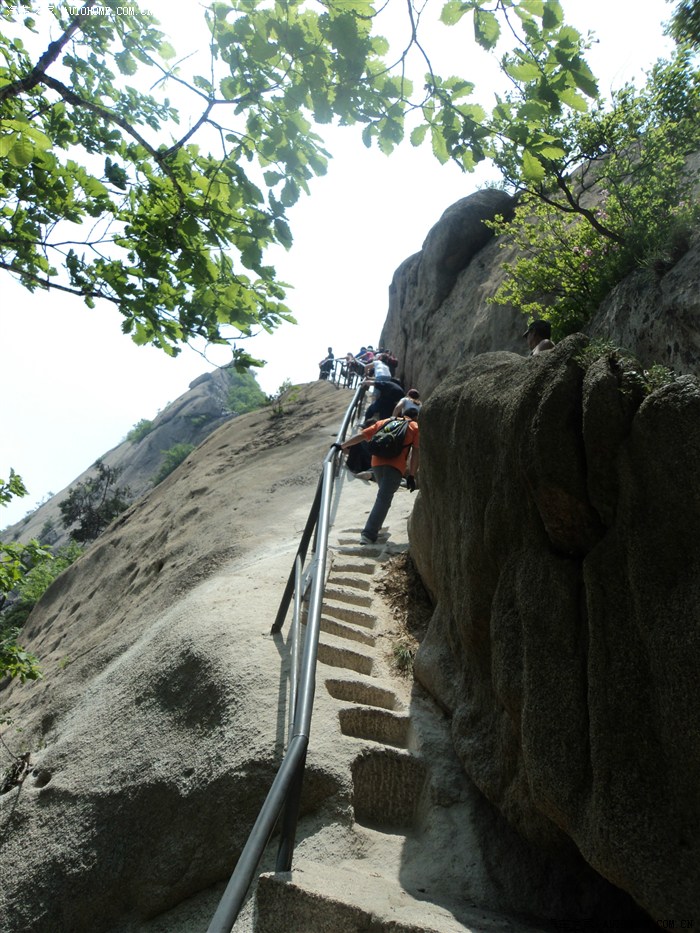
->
[337,405,419,545]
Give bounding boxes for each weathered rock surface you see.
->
[0,382,352,932]
[409,335,700,920]
[1,375,629,933]
[381,189,700,403]
[589,230,700,376]
[380,188,521,397]
[3,173,699,932]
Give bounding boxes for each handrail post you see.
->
[274,745,307,871]
[270,475,322,634]
[288,555,302,743]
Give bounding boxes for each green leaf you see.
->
[431,126,450,164]
[220,76,239,99]
[505,59,542,82]
[517,0,545,16]
[0,135,14,158]
[440,1,468,26]
[115,51,138,76]
[535,143,566,159]
[474,9,500,50]
[522,149,546,181]
[8,136,34,167]
[542,0,564,30]
[570,64,599,99]
[194,75,215,95]
[558,87,589,112]
[280,179,299,207]
[444,76,475,99]
[410,124,429,146]
[82,176,109,198]
[263,170,284,186]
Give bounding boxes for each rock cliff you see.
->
[382,189,700,398]
[0,382,354,932]
[409,336,700,920]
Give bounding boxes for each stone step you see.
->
[322,600,376,628]
[324,677,402,711]
[351,746,427,830]
[317,615,376,647]
[317,640,373,676]
[327,572,372,591]
[254,859,536,933]
[323,583,373,607]
[329,558,376,576]
[338,705,410,748]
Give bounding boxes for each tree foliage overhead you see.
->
[0,0,414,359]
[0,0,608,358]
[667,0,700,47]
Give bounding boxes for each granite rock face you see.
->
[589,230,700,376]
[0,382,352,933]
[409,336,700,920]
[380,188,521,397]
[381,186,700,403]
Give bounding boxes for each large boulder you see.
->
[380,188,520,397]
[409,335,700,920]
[381,169,700,404]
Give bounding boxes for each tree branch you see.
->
[0,259,118,303]
[0,1,99,102]
[39,74,187,206]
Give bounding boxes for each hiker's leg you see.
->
[362,466,402,541]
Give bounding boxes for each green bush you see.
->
[126,419,154,443]
[267,379,300,418]
[0,470,48,683]
[488,52,700,337]
[153,443,195,486]
[226,368,267,415]
[1,541,83,629]
[59,460,132,544]
[0,631,41,683]
[189,414,212,428]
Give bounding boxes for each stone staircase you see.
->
[249,526,546,933]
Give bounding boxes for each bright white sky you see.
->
[0,0,676,526]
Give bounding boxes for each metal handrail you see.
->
[206,382,366,933]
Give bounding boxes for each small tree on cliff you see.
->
[59,460,131,543]
[487,49,700,332]
[0,471,46,683]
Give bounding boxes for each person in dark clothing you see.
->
[364,378,404,421]
[318,347,334,379]
[522,321,555,355]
